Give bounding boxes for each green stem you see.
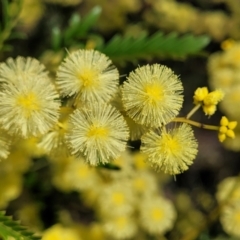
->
[186,104,201,119]
[173,117,219,131]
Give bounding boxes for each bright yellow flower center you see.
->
[161,134,181,155]
[16,92,39,117]
[87,125,109,139]
[112,192,125,205]
[151,208,163,221]
[144,83,163,103]
[77,69,98,87]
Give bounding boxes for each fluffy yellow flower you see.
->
[64,158,100,191]
[131,170,158,196]
[56,49,119,104]
[141,123,198,175]
[139,196,176,235]
[103,214,137,240]
[122,64,183,127]
[42,224,81,240]
[220,202,240,238]
[0,173,22,208]
[216,176,240,203]
[66,103,129,165]
[0,74,60,138]
[0,56,48,84]
[98,182,135,217]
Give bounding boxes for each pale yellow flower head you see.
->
[0,58,60,138]
[141,123,198,175]
[131,170,158,196]
[66,103,129,165]
[98,182,135,217]
[56,49,119,104]
[139,196,176,235]
[42,224,81,240]
[220,202,240,238]
[64,158,100,191]
[103,214,137,240]
[0,56,48,84]
[220,85,240,119]
[0,173,22,208]
[122,64,184,127]
[216,176,240,203]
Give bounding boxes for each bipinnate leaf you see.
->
[0,211,41,240]
[97,31,210,62]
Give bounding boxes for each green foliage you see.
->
[0,211,41,240]
[50,7,209,63]
[51,6,102,51]
[98,162,121,170]
[97,32,210,62]
[0,0,26,52]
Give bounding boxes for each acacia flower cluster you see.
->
[218,116,238,142]
[0,49,235,177]
[193,86,224,116]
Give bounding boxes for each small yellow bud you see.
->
[193,87,209,103]
[219,126,228,134]
[228,121,238,130]
[203,105,216,116]
[218,133,226,142]
[203,89,224,106]
[220,116,229,126]
[226,129,235,139]
[218,117,237,143]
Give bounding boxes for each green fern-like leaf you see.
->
[0,211,41,240]
[96,31,210,62]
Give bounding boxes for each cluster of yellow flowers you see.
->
[42,151,176,239]
[0,49,236,177]
[216,176,240,238]
[0,49,238,239]
[208,40,240,150]
[144,0,232,41]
